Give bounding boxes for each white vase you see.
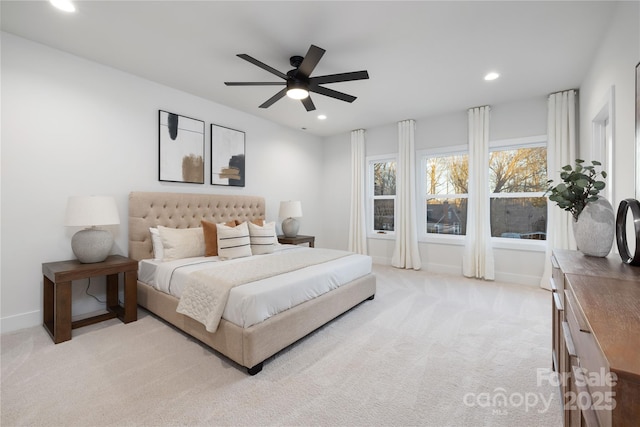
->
[572,196,615,257]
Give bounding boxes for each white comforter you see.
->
[138,245,372,328]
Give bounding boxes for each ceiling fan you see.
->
[224,45,369,112]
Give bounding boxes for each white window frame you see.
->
[417,145,468,244]
[489,135,547,251]
[591,86,615,205]
[367,154,397,240]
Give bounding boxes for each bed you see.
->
[128,191,376,374]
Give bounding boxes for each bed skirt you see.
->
[137,273,376,373]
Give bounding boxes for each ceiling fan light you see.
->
[286,79,309,100]
[287,88,309,100]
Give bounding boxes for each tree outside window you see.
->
[371,160,396,232]
[424,153,468,235]
[489,145,547,240]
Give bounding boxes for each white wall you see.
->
[0,33,324,332]
[319,132,351,250]
[322,98,548,285]
[578,1,639,210]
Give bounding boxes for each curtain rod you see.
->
[467,105,491,111]
[548,89,578,97]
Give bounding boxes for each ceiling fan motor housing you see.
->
[289,55,304,68]
[286,68,309,90]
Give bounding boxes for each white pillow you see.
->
[248,221,276,255]
[157,226,205,261]
[149,227,164,260]
[217,221,252,260]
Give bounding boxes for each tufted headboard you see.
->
[128,191,265,261]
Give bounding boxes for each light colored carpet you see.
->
[1,265,562,426]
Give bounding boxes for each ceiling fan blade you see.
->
[225,82,286,86]
[301,96,316,112]
[237,54,288,80]
[310,70,369,85]
[259,88,288,109]
[297,45,325,77]
[310,85,357,103]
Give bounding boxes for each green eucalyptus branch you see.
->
[544,159,607,221]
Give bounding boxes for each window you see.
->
[419,147,468,237]
[368,156,396,235]
[489,137,547,240]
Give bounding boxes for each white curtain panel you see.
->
[463,106,495,280]
[348,129,368,255]
[391,120,422,270]
[539,90,577,289]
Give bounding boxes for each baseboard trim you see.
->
[372,258,541,287]
[1,310,41,334]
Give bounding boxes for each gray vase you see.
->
[572,196,615,257]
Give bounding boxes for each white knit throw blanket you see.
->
[176,248,350,332]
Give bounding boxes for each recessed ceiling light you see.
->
[50,0,76,13]
[484,72,500,81]
[317,115,327,120]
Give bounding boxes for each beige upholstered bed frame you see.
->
[128,191,376,374]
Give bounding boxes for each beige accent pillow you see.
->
[202,220,237,256]
[233,218,264,226]
[217,221,252,260]
[247,221,276,255]
[157,226,205,261]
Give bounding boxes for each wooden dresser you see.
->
[551,249,640,426]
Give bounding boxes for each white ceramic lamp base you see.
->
[71,227,113,263]
[282,218,299,238]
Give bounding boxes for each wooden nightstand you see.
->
[42,255,137,344]
[277,234,315,247]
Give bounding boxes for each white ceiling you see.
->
[0,1,618,137]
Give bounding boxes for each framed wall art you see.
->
[158,110,205,184]
[210,124,245,187]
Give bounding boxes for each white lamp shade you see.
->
[65,196,120,227]
[279,201,303,219]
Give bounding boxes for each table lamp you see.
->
[279,201,302,237]
[65,196,120,263]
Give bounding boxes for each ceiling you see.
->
[0,1,618,137]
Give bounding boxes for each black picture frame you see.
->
[158,110,205,184]
[210,124,245,187]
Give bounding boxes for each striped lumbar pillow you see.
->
[248,221,276,255]
[216,221,252,260]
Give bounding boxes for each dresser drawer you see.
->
[552,291,565,373]
[570,366,602,427]
[551,255,566,376]
[551,254,564,295]
[564,288,613,427]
